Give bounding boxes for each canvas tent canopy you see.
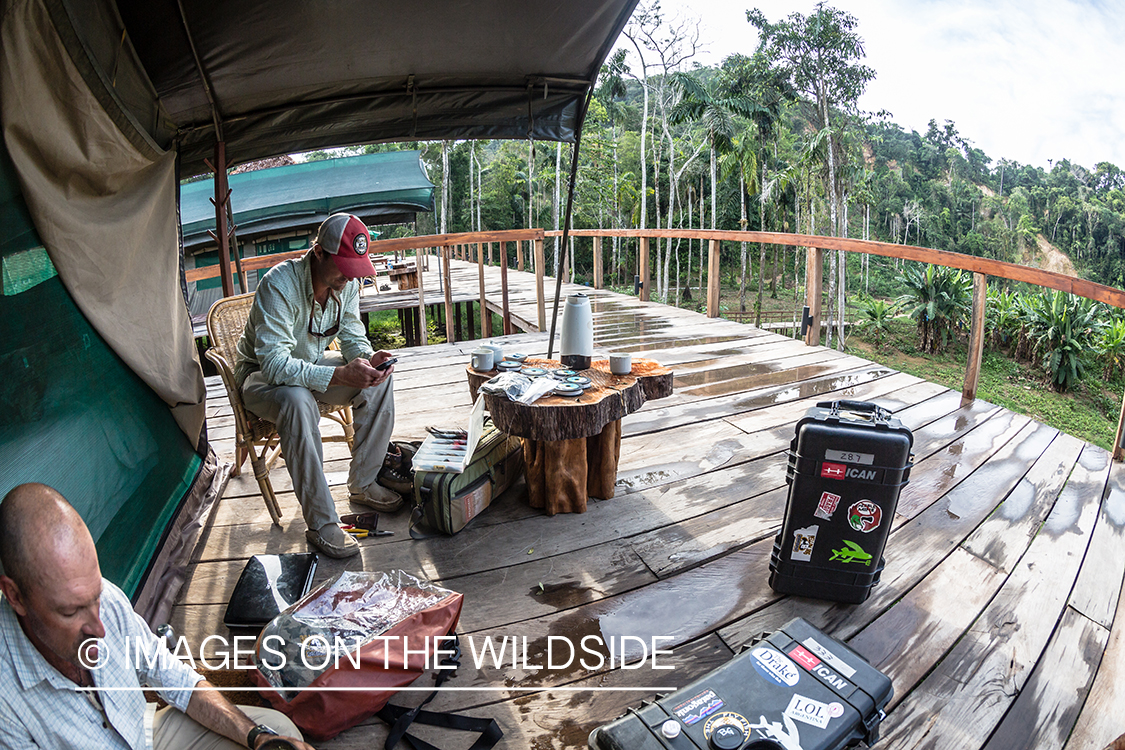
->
[180,151,436,250]
[0,0,635,621]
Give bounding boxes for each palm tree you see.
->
[669,71,763,233]
[719,136,758,314]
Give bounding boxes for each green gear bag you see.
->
[409,418,523,537]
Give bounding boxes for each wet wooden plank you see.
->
[1069,462,1125,628]
[876,445,1109,749]
[1064,581,1125,749]
[981,605,1108,750]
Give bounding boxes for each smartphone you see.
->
[375,357,398,371]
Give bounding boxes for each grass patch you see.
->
[847,317,1122,451]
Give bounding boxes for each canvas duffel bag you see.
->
[410,418,523,537]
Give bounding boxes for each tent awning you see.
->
[70,0,639,175]
[179,151,435,248]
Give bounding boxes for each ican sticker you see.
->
[791,525,818,562]
[814,491,841,520]
[802,637,858,678]
[820,461,846,480]
[672,688,724,725]
[784,694,833,729]
[848,500,882,533]
[788,644,820,671]
[750,646,801,687]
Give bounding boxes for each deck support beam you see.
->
[804,247,823,346]
[962,273,988,406]
[707,239,721,317]
[442,245,455,343]
[593,236,603,289]
[534,238,546,331]
[639,238,651,301]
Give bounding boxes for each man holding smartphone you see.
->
[234,213,401,558]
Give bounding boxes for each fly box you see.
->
[769,400,913,604]
[588,618,892,750]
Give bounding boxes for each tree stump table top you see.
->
[466,357,673,442]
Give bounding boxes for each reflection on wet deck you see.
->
[180,260,1125,750]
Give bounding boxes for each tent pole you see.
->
[547,87,595,360]
[212,142,235,298]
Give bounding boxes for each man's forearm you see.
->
[184,681,257,747]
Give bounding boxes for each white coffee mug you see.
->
[471,348,495,371]
[609,353,632,375]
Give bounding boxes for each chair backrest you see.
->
[206,291,256,367]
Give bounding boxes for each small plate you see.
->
[496,361,522,371]
[550,368,577,379]
[521,366,547,377]
[553,383,583,397]
[567,376,593,389]
[506,353,528,362]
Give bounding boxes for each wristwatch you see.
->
[246,724,279,748]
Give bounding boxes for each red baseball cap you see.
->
[315,213,378,278]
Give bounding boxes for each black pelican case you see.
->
[588,618,892,750]
[769,400,913,604]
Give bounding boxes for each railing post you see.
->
[478,239,487,340]
[416,248,428,346]
[639,237,651,301]
[706,239,721,317]
[443,245,455,343]
[517,240,525,272]
[804,247,823,346]
[962,273,988,406]
[500,239,512,334]
[593,235,603,290]
[535,238,546,331]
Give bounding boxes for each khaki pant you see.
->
[153,705,300,750]
[242,351,395,531]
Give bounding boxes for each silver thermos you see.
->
[559,293,593,370]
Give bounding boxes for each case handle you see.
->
[817,399,891,421]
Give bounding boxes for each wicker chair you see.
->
[205,292,355,525]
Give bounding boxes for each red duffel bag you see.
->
[251,570,463,741]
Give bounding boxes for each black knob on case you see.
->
[709,722,747,749]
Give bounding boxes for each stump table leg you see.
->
[523,437,589,514]
[586,419,622,500]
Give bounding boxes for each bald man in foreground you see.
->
[0,483,312,750]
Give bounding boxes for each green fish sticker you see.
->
[829,540,872,565]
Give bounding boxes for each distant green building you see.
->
[180,151,434,316]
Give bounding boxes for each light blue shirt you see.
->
[0,579,204,749]
[233,253,374,391]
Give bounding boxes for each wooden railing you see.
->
[190,226,1125,460]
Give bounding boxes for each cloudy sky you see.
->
[620,0,1125,171]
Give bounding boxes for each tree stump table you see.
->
[466,358,672,514]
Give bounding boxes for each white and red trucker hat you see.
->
[315,213,378,278]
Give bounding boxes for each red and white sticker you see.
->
[820,462,846,480]
[814,491,841,520]
[788,644,820,671]
[847,500,882,533]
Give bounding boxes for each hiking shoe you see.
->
[377,443,416,495]
[349,483,404,512]
[306,524,360,559]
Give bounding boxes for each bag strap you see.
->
[408,486,443,540]
[379,635,503,750]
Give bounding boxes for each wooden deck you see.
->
[176,259,1125,749]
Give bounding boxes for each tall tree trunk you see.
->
[554,142,562,265]
[440,140,449,234]
[755,160,766,326]
[739,174,748,314]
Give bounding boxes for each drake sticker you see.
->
[847,500,882,533]
[784,694,832,729]
[751,646,801,687]
[791,525,818,562]
[814,491,841,520]
[829,540,872,565]
[672,688,724,725]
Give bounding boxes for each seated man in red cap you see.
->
[234,213,402,558]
